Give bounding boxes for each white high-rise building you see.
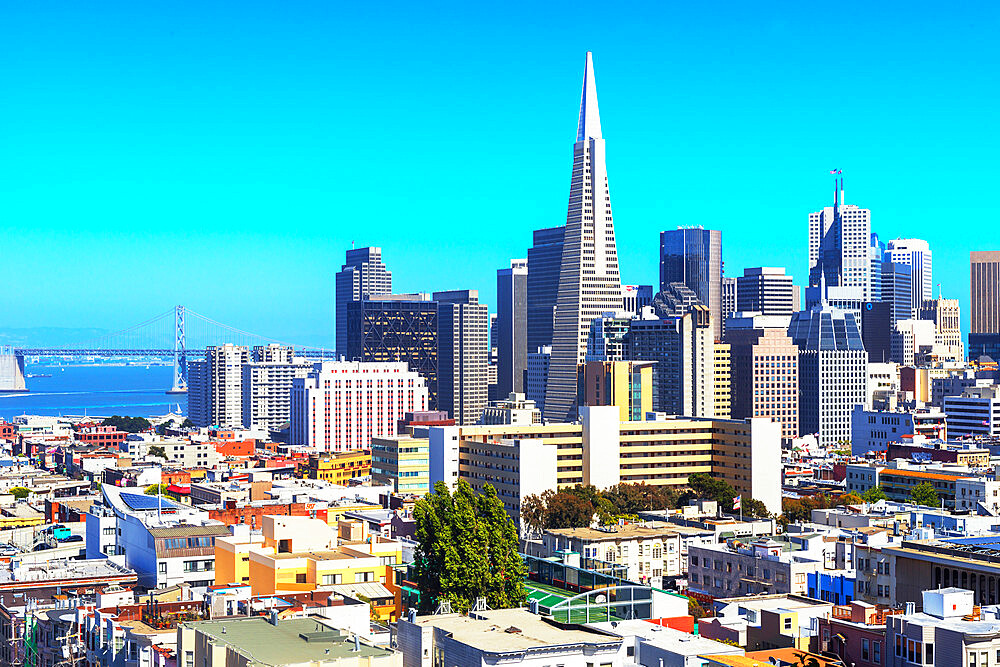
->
[808,179,873,301]
[885,238,932,312]
[544,52,623,422]
[207,344,249,428]
[289,360,428,451]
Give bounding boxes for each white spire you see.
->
[576,52,602,141]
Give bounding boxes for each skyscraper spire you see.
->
[544,52,623,422]
[576,52,602,142]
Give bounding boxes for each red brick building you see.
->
[213,439,256,457]
[75,425,127,446]
[207,500,327,527]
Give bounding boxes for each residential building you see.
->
[434,289,489,425]
[525,345,551,415]
[687,537,824,599]
[808,180,873,300]
[178,616,399,667]
[886,588,1000,666]
[659,228,723,340]
[737,267,796,316]
[885,238,932,312]
[187,358,209,427]
[814,599,895,667]
[577,360,654,422]
[188,344,249,428]
[944,386,1000,437]
[526,225,565,357]
[335,246,392,356]
[307,450,373,484]
[726,316,799,442]
[241,347,312,431]
[371,435,430,494]
[539,524,683,586]
[479,392,542,425]
[787,306,868,448]
[545,52,624,422]
[289,360,429,451]
[850,406,947,455]
[495,259,528,398]
[344,294,439,407]
[433,408,782,519]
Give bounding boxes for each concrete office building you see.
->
[919,297,964,356]
[545,52,624,422]
[737,267,796,316]
[944,386,1000,438]
[371,435,430,495]
[808,179,873,301]
[621,284,653,316]
[430,408,782,519]
[334,246,392,356]
[714,342,732,419]
[344,294,439,408]
[480,392,541,425]
[721,276,737,340]
[585,311,632,361]
[577,360,654,422]
[971,251,1000,335]
[495,260,528,398]
[885,238,932,312]
[660,228,723,340]
[289,360,429,451]
[726,316,799,442]
[525,346,551,415]
[850,406,947,455]
[435,290,489,425]
[788,307,868,448]
[891,319,938,366]
[882,261,914,326]
[526,226,565,356]
[628,306,717,417]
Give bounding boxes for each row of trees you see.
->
[99,415,153,433]
[520,475,772,534]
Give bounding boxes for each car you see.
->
[61,535,83,543]
[32,543,53,552]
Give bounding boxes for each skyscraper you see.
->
[971,251,1000,334]
[659,228,723,340]
[496,260,528,398]
[621,285,653,316]
[721,277,737,337]
[526,226,565,356]
[727,315,799,442]
[435,290,489,425]
[885,238,932,311]
[808,179,873,300]
[335,247,392,355]
[544,53,623,422]
[736,267,795,317]
[881,261,914,327]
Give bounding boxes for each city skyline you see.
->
[3,2,998,344]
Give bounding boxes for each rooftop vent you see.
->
[504,626,522,634]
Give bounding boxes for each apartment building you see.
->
[306,450,372,484]
[687,537,823,599]
[370,435,430,494]
[538,524,683,587]
[886,588,1000,667]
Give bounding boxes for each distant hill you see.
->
[0,327,110,348]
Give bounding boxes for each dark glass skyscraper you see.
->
[335,247,392,355]
[659,228,723,340]
[496,260,528,397]
[526,226,565,356]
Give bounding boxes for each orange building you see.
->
[307,450,372,484]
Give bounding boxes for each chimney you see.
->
[905,601,916,615]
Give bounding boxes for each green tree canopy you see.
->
[862,486,887,503]
[909,482,939,507]
[741,498,772,519]
[148,445,167,459]
[180,418,194,428]
[9,487,30,500]
[145,483,170,496]
[100,415,152,433]
[413,480,526,613]
[685,473,737,511]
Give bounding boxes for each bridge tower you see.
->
[167,305,188,394]
[0,346,27,393]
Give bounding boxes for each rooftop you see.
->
[546,523,679,541]
[409,609,619,653]
[184,617,392,665]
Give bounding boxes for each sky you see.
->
[2,1,998,348]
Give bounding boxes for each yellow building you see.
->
[215,516,404,622]
[371,436,430,495]
[713,342,731,419]
[307,449,372,483]
[577,360,654,422]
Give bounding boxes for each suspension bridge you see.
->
[0,305,336,393]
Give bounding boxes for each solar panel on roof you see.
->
[121,492,177,511]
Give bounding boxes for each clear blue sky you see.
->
[2,1,998,347]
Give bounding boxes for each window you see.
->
[296,573,307,584]
[784,617,792,630]
[873,641,880,662]
[185,652,194,667]
[158,562,166,574]
[926,643,933,663]
[102,527,115,536]
[322,574,342,585]
[355,571,373,583]
[862,638,870,660]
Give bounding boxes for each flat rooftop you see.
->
[185,617,392,664]
[410,609,619,653]
[546,523,679,541]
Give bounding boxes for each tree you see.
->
[862,486,887,503]
[148,445,167,459]
[688,597,709,620]
[145,483,170,496]
[181,418,194,428]
[909,482,939,507]
[741,498,771,519]
[413,480,526,613]
[687,473,737,511]
[9,487,30,500]
[545,492,595,529]
[100,415,152,433]
[155,419,174,436]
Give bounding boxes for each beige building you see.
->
[726,319,799,442]
[713,343,731,419]
[971,251,1000,333]
[539,523,683,586]
[178,616,399,667]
